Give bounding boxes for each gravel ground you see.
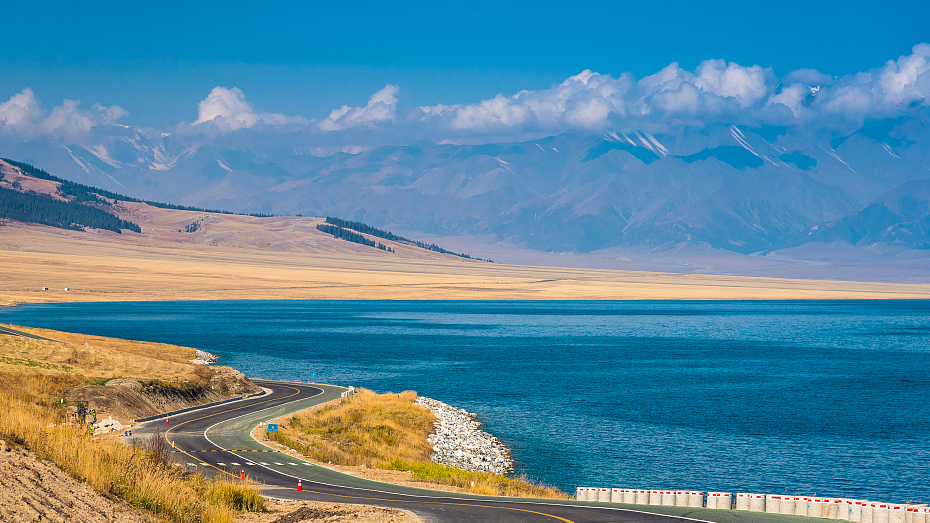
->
[0,442,147,523]
[237,499,422,523]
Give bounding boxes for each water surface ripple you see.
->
[2,300,928,501]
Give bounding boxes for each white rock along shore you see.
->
[190,349,219,365]
[415,397,514,474]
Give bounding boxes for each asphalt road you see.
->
[136,379,704,523]
[0,324,61,341]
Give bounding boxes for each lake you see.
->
[2,300,928,502]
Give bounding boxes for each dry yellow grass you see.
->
[0,323,199,383]
[2,210,930,305]
[0,391,264,523]
[273,390,436,467]
[0,325,266,523]
[271,389,566,499]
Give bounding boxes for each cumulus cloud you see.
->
[318,85,398,131]
[413,59,776,136]
[0,88,127,141]
[193,87,307,131]
[766,84,811,118]
[781,44,930,124]
[692,60,772,107]
[44,100,128,137]
[417,70,634,135]
[0,88,42,133]
[6,44,930,146]
[878,43,930,105]
[409,43,930,137]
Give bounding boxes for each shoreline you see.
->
[416,396,515,474]
[5,293,930,309]
[250,397,470,494]
[248,391,559,498]
[7,308,928,508]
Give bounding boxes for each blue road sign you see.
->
[267,423,278,432]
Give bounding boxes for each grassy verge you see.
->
[384,459,566,498]
[271,390,434,466]
[0,326,267,523]
[271,388,567,499]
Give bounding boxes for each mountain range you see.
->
[2,108,929,278]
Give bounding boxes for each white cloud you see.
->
[414,60,776,136]
[193,87,306,131]
[0,88,127,140]
[415,44,930,137]
[0,88,43,133]
[43,101,128,138]
[692,60,771,107]
[449,93,532,131]
[767,84,811,118]
[319,85,398,131]
[6,44,930,146]
[877,42,930,106]
[427,70,633,134]
[820,74,876,117]
[815,44,930,121]
[635,60,773,121]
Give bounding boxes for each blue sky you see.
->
[1,0,929,144]
[2,1,928,128]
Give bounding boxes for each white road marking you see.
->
[197,383,703,522]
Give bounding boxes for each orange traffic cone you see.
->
[241,469,245,481]
[297,479,302,492]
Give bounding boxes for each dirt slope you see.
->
[0,324,259,425]
[0,442,421,523]
[0,443,147,523]
[68,367,256,424]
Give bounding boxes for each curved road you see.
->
[135,379,704,523]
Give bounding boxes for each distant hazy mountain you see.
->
[800,179,930,250]
[3,109,930,258]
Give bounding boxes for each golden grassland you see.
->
[0,323,199,382]
[0,327,266,523]
[3,209,930,305]
[1,161,929,303]
[269,389,568,499]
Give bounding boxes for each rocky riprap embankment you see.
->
[190,349,219,365]
[415,397,514,474]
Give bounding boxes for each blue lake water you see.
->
[2,300,929,502]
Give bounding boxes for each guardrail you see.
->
[573,487,929,522]
[340,386,357,398]
[133,389,267,423]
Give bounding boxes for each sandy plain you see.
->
[2,199,930,304]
